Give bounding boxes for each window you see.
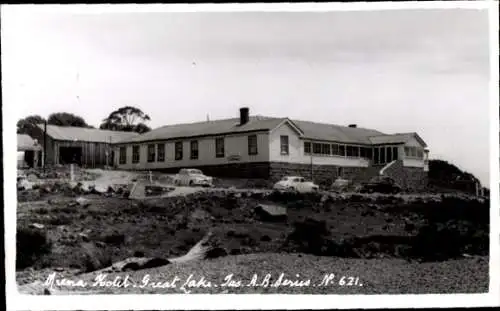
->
[215,137,225,158]
[392,147,398,160]
[417,149,423,159]
[331,144,339,156]
[373,147,379,164]
[321,144,331,155]
[248,135,258,155]
[304,142,311,154]
[132,145,140,164]
[175,142,183,160]
[366,147,372,159]
[280,135,289,155]
[157,143,165,162]
[340,145,346,157]
[190,140,199,160]
[360,147,372,159]
[346,146,357,157]
[380,147,386,163]
[353,146,359,157]
[313,143,322,154]
[387,147,393,163]
[404,147,410,157]
[147,144,156,163]
[119,147,126,164]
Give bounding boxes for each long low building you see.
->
[112,108,430,190]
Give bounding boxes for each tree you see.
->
[17,115,46,134]
[47,112,91,128]
[99,106,151,133]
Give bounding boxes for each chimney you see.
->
[348,124,357,128]
[240,107,249,125]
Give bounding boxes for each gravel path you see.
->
[19,253,488,295]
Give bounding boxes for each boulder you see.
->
[254,204,287,222]
[75,197,91,207]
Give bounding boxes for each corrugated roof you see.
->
[113,115,425,147]
[369,132,427,147]
[36,124,139,143]
[116,116,286,143]
[293,120,385,144]
[18,134,41,151]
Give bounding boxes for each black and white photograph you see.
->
[3,1,499,309]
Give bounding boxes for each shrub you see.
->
[409,219,489,261]
[285,218,330,255]
[35,207,49,215]
[101,232,126,246]
[46,215,73,226]
[17,226,52,269]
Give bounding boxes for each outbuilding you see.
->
[24,124,138,168]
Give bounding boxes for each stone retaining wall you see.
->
[382,160,428,191]
[142,160,427,190]
[268,162,379,186]
[153,162,271,179]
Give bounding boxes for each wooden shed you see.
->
[25,124,138,168]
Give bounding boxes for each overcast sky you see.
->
[2,7,491,185]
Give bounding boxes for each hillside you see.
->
[428,159,487,194]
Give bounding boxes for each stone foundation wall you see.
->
[382,160,428,191]
[268,162,378,186]
[152,162,271,179]
[145,160,427,189]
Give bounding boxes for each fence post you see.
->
[149,171,153,184]
[70,164,75,182]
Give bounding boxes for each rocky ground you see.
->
[15,168,490,294]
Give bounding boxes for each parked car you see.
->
[273,176,319,193]
[173,169,213,187]
[331,177,350,192]
[357,176,401,194]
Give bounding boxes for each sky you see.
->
[2,7,491,185]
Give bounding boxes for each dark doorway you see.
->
[24,151,35,168]
[59,147,83,165]
[37,151,43,168]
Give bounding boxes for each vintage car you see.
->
[273,176,319,193]
[356,176,401,194]
[173,168,213,187]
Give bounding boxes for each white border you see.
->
[3,1,499,310]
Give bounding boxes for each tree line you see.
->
[17,106,151,134]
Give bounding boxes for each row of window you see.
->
[303,142,422,165]
[118,137,421,165]
[118,134,289,164]
[404,146,425,159]
[304,142,373,158]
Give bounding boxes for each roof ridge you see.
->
[369,132,415,137]
[151,115,282,131]
[292,118,381,132]
[38,123,139,134]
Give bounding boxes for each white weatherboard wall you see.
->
[402,136,426,168]
[114,132,270,170]
[269,123,369,167]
